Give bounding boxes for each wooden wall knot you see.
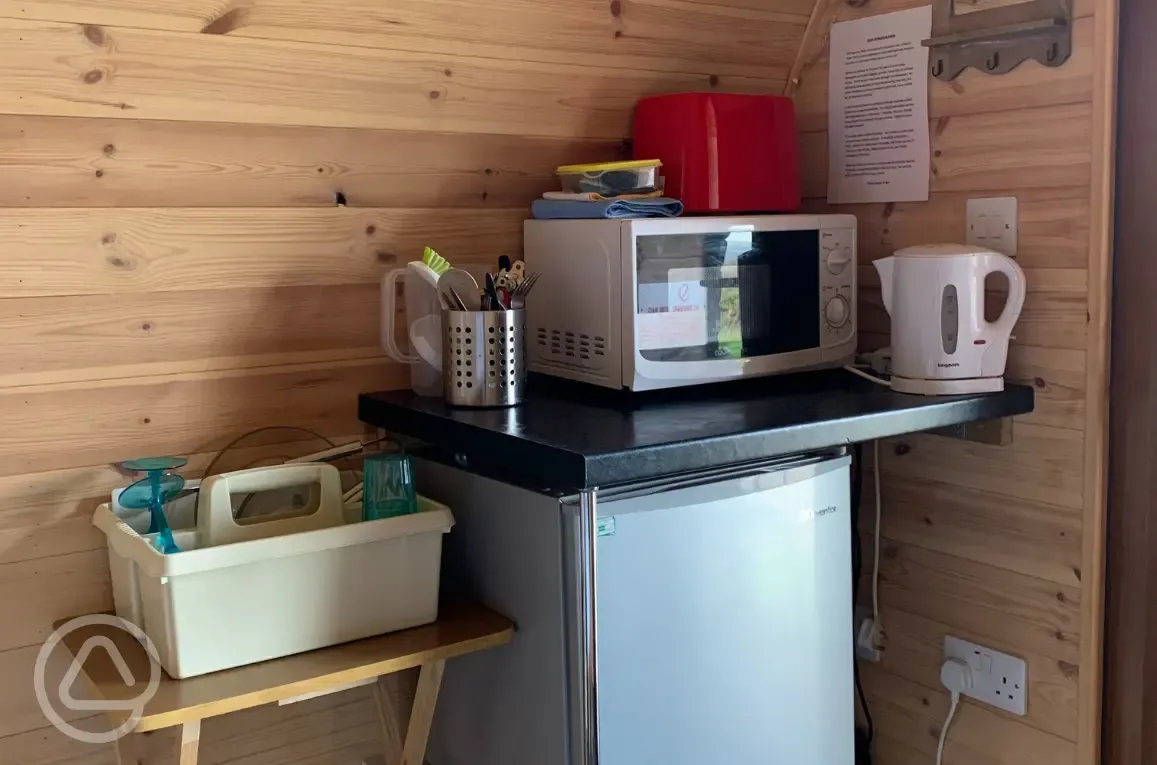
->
[201,7,249,35]
[81,24,105,46]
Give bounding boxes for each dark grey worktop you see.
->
[358,370,1034,491]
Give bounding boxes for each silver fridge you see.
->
[416,450,853,765]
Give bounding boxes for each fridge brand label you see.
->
[596,516,617,537]
[798,505,840,522]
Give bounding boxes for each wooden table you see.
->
[56,605,514,765]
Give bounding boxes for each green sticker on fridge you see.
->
[597,516,616,537]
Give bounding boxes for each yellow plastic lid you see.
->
[556,159,662,174]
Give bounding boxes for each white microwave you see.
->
[523,215,857,391]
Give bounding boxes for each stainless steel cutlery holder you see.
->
[443,308,527,407]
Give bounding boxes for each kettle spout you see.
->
[874,257,895,315]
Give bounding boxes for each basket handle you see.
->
[197,464,346,548]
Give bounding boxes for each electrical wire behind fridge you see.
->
[850,443,874,749]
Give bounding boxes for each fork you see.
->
[511,272,540,309]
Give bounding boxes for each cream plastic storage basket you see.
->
[94,464,454,679]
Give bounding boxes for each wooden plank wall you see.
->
[0,2,806,762]
[792,1,1114,764]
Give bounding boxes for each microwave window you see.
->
[636,230,820,362]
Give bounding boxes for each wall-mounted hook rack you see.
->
[922,0,1072,81]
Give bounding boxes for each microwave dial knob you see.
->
[825,248,852,274]
[824,295,850,328]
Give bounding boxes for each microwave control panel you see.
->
[819,227,856,347]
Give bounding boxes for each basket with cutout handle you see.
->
[196,463,346,548]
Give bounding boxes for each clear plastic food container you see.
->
[556,159,663,196]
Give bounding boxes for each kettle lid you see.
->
[895,243,1002,258]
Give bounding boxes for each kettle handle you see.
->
[381,268,419,364]
[981,252,1027,340]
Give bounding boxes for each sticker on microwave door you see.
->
[636,270,709,350]
[596,516,616,537]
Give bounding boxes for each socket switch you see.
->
[966,196,1018,255]
[944,635,1027,715]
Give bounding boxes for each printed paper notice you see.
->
[827,6,932,204]
[636,271,710,351]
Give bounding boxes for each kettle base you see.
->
[891,375,1005,396]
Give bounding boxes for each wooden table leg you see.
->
[114,733,138,765]
[372,677,406,764]
[401,660,445,765]
[176,720,201,765]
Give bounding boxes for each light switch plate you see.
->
[944,636,1027,715]
[966,196,1018,255]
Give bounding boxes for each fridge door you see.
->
[593,455,853,765]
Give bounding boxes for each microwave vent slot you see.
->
[578,336,593,361]
[533,325,604,371]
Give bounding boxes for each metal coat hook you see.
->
[922,0,1072,81]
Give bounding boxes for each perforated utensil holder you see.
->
[443,308,526,407]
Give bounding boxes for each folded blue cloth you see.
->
[531,197,684,220]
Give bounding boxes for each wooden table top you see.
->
[55,604,514,732]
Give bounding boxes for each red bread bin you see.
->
[633,93,801,214]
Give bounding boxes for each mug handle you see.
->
[381,268,418,363]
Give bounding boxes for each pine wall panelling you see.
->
[0,1,800,762]
[791,0,1114,764]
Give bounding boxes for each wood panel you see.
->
[881,425,1085,509]
[870,475,1083,586]
[0,115,622,208]
[808,188,1091,268]
[798,1,1112,762]
[0,644,89,739]
[1101,2,1155,762]
[0,208,524,298]
[0,550,111,652]
[873,607,1079,740]
[0,0,811,79]
[1004,347,1086,432]
[0,19,777,138]
[0,432,362,568]
[0,0,808,761]
[794,17,1095,131]
[0,678,383,763]
[0,360,406,477]
[1077,0,1118,760]
[0,284,388,387]
[872,539,1082,663]
[800,103,1093,198]
[860,665,1076,765]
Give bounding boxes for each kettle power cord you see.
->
[937,658,974,765]
[843,364,891,387]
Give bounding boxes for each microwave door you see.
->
[632,230,822,388]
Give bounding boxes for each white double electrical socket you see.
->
[944,636,1027,715]
[966,196,1018,256]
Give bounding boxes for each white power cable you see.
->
[844,365,889,649]
[872,440,882,634]
[844,364,891,387]
[937,658,973,765]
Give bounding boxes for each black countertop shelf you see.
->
[358,370,1034,491]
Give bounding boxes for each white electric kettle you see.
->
[874,244,1026,395]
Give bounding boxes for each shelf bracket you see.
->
[921,0,1073,81]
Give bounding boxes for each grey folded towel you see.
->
[531,197,684,220]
